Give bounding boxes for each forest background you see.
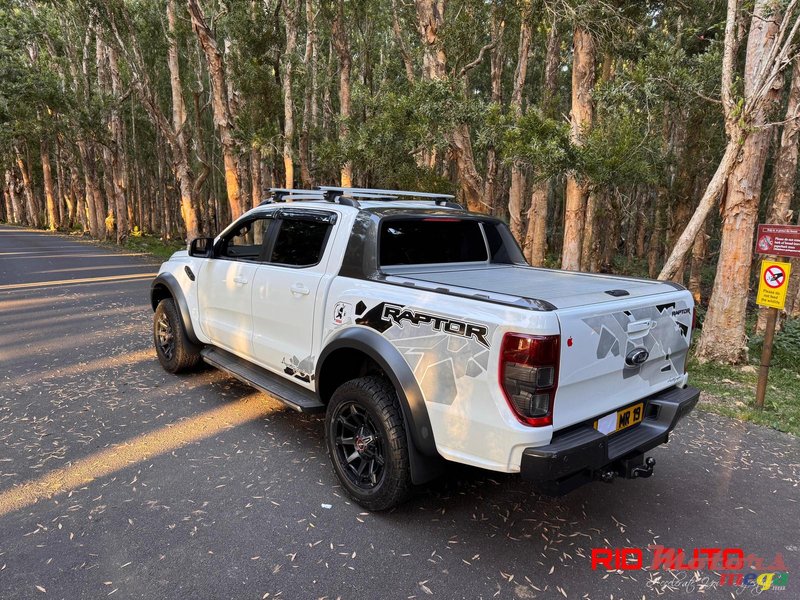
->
[1,0,799,430]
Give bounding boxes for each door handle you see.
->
[290,283,310,296]
[627,319,654,335]
[233,276,249,285]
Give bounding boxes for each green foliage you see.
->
[500,109,571,180]
[690,356,800,436]
[750,318,800,369]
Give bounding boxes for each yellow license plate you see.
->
[594,403,644,435]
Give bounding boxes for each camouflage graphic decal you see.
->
[355,301,492,405]
[582,301,692,385]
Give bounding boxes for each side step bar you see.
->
[201,347,325,413]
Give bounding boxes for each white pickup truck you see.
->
[150,187,699,510]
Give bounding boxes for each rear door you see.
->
[553,290,694,430]
[250,209,337,385]
[197,214,273,357]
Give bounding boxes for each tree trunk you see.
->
[392,0,415,83]
[76,141,105,239]
[787,208,800,316]
[581,190,601,272]
[332,0,353,187]
[697,0,783,364]
[251,147,262,207]
[5,170,22,224]
[166,0,202,240]
[282,0,299,188]
[483,3,505,216]
[1,181,10,224]
[415,0,447,80]
[561,26,595,270]
[507,7,531,242]
[107,41,129,244]
[756,56,800,332]
[688,221,708,304]
[187,0,243,219]
[299,0,316,187]
[14,145,40,228]
[524,16,560,265]
[40,139,58,230]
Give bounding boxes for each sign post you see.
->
[753,257,793,410]
[754,224,799,410]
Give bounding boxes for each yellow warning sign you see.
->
[756,260,792,309]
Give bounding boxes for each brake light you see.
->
[499,333,560,427]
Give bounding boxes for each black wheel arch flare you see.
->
[316,327,444,484]
[150,273,201,346]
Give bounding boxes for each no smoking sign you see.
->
[756,260,792,309]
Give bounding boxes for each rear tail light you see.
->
[499,333,560,427]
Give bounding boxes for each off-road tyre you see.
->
[325,376,412,511]
[153,298,202,374]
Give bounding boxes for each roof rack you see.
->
[259,186,463,210]
[261,188,324,205]
[318,186,461,208]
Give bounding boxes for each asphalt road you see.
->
[0,224,798,600]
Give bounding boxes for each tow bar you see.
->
[598,456,656,483]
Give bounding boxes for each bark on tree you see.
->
[391,0,415,83]
[415,0,446,80]
[332,0,353,187]
[14,145,40,228]
[5,170,22,224]
[100,37,129,244]
[561,26,595,271]
[1,180,11,224]
[483,3,506,216]
[76,140,104,238]
[755,56,800,332]
[187,0,243,219]
[166,0,201,239]
[251,147,262,207]
[697,0,784,364]
[299,0,316,187]
[507,7,532,242]
[688,222,708,304]
[525,15,560,266]
[787,207,800,316]
[40,139,58,230]
[282,0,299,189]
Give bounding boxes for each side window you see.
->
[218,217,271,261]
[269,218,331,267]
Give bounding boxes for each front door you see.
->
[251,210,337,386]
[198,214,273,358]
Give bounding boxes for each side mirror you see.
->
[188,237,214,258]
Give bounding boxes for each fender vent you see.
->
[605,289,629,297]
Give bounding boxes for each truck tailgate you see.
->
[553,290,694,430]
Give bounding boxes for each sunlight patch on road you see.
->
[0,273,157,291]
[0,395,275,518]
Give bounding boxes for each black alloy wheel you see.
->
[332,401,386,489]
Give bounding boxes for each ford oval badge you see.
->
[626,347,649,366]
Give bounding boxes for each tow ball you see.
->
[631,457,656,478]
[598,456,656,483]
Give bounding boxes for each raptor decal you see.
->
[355,300,493,405]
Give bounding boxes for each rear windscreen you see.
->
[379,219,489,266]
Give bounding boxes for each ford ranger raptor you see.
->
[150,186,699,510]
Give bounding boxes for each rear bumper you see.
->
[520,385,699,494]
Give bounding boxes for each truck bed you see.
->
[382,264,681,310]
